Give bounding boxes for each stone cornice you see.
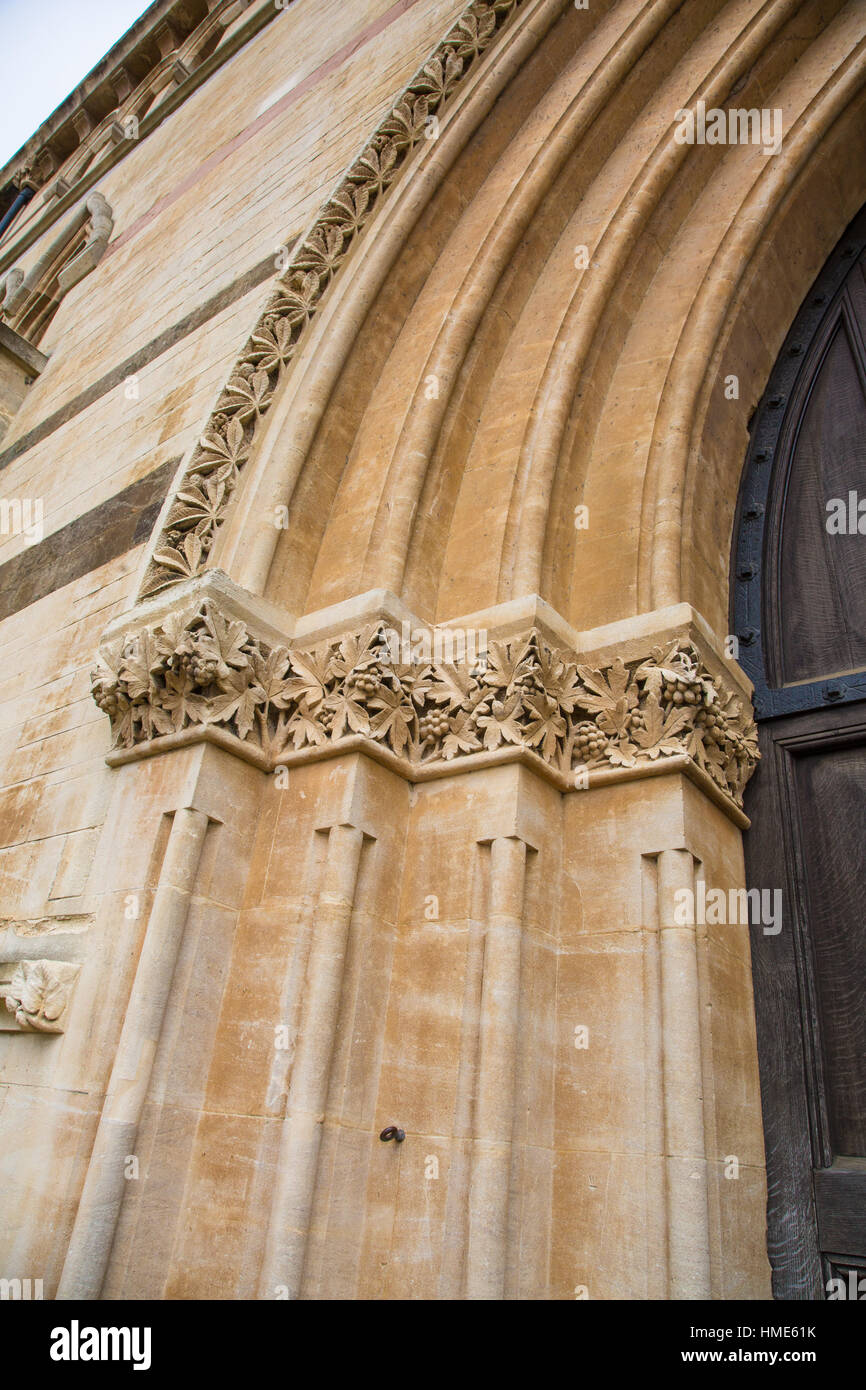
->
[138,0,531,601]
[1,1,264,189]
[91,576,759,822]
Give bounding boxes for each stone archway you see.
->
[57,0,866,1299]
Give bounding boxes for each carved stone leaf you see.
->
[161,670,209,728]
[369,685,415,755]
[250,646,292,703]
[450,6,497,60]
[634,640,684,698]
[476,692,524,750]
[197,604,249,676]
[481,638,531,693]
[294,226,346,278]
[273,270,320,326]
[7,960,70,1030]
[329,623,386,681]
[523,692,567,761]
[281,646,332,710]
[135,699,174,742]
[597,695,634,741]
[607,740,639,769]
[382,94,430,148]
[388,664,433,708]
[686,724,728,775]
[631,696,692,758]
[112,698,136,747]
[349,142,399,197]
[324,690,370,740]
[95,637,125,682]
[441,708,483,759]
[412,50,464,101]
[120,629,165,700]
[173,471,229,530]
[286,708,328,750]
[429,661,480,711]
[155,608,197,659]
[530,639,574,704]
[197,415,248,471]
[576,658,635,714]
[15,960,58,1017]
[322,183,370,238]
[223,369,272,420]
[208,668,265,740]
[151,530,204,579]
[248,314,295,369]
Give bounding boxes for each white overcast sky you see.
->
[0,0,153,169]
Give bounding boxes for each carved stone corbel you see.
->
[56,192,114,293]
[1,959,80,1033]
[1,191,114,334]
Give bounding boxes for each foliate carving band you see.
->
[140,0,527,600]
[91,602,759,806]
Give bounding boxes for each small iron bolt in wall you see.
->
[379,1125,405,1143]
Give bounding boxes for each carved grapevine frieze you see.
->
[140,0,527,599]
[92,603,760,806]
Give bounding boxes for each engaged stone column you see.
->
[466,834,528,1300]
[257,822,367,1300]
[657,847,711,1300]
[58,806,211,1300]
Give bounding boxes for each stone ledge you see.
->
[0,322,49,376]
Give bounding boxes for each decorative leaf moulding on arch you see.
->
[91,597,759,814]
[139,0,529,601]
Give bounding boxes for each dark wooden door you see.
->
[732,209,866,1300]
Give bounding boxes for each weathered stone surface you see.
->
[4,0,864,1303]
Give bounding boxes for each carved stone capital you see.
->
[91,584,759,814]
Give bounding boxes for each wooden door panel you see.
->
[794,744,866,1158]
[734,208,866,1299]
[746,708,866,1296]
[814,1161,866,1261]
[779,321,866,684]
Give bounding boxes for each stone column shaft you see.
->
[658,848,711,1300]
[257,822,365,1300]
[466,834,527,1300]
[57,806,210,1300]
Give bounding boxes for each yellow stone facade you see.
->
[1,0,864,1300]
